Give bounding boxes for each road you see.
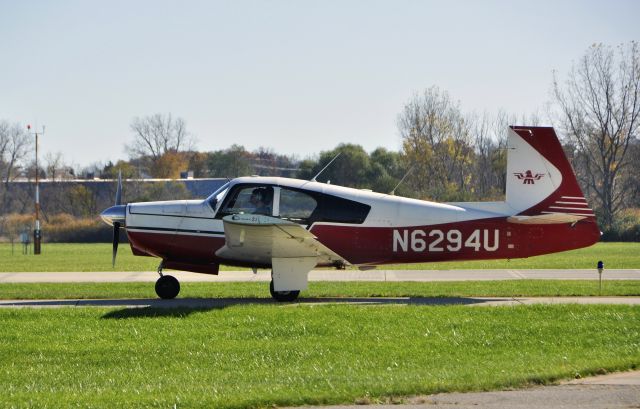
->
[289,370,640,409]
[1,268,639,282]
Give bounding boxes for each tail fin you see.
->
[505,126,595,218]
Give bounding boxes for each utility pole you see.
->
[28,124,44,255]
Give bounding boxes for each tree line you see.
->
[1,42,638,239]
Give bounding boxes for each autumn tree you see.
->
[369,147,409,195]
[187,151,210,177]
[303,144,372,188]
[207,145,252,178]
[127,113,195,177]
[553,42,640,229]
[252,147,298,177]
[68,185,99,217]
[397,87,476,201]
[101,160,138,179]
[150,151,190,179]
[295,145,410,194]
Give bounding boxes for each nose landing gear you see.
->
[155,262,180,299]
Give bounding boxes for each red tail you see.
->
[508,126,600,255]
[510,126,595,218]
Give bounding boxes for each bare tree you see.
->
[128,113,195,160]
[0,121,30,184]
[0,121,31,213]
[469,112,509,200]
[44,152,70,181]
[398,87,475,201]
[553,42,640,229]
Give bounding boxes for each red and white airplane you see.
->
[100,126,600,301]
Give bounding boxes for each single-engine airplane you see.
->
[100,126,600,301]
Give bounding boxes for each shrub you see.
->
[601,208,640,242]
[0,213,119,243]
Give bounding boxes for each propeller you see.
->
[112,171,123,267]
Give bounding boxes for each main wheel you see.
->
[155,275,180,299]
[269,280,300,302]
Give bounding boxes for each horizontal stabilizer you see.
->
[507,213,586,225]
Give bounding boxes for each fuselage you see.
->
[112,176,600,273]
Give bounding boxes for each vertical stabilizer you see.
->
[505,126,595,218]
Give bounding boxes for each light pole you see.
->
[28,124,44,255]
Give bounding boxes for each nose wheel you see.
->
[155,262,180,299]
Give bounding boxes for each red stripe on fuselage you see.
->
[127,230,225,264]
[126,217,599,269]
[310,217,600,265]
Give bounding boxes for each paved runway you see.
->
[1,268,639,283]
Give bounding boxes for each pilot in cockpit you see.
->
[249,187,272,215]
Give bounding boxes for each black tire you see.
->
[269,280,300,302]
[155,275,180,299]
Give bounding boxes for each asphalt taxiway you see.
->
[2,269,639,308]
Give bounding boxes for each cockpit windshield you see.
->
[205,182,230,211]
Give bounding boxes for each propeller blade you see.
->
[115,170,122,206]
[112,222,120,267]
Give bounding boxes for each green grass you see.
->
[1,304,638,408]
[386,242,640,269]
[2,280,640,300]
[1,242,639,272]
[1,242,160,272]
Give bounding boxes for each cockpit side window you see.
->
[279,188,317,223]
[217,185,274,217]
[206,182,230,212]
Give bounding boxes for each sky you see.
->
[1,0,639,168]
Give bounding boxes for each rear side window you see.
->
[318,194,370,224]
[279,189,317,222]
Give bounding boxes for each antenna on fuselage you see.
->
[311,152,341,182]
[390,165,415,196]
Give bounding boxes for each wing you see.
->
[215,214,348,291]
[513,172,524,179]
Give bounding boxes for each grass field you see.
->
[2,242,638,407]
[2,280,640,300]
[1,242,639,272]
[1,304,638,408]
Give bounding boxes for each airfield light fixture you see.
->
[597,260,604,294]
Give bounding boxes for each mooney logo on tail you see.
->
[514,170,544,184]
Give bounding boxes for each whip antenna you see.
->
[311,152,341,182]
[390,165,414,196]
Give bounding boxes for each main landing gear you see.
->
[269,280,300,302]
[155,262,180,299]
[152,262,299,302]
